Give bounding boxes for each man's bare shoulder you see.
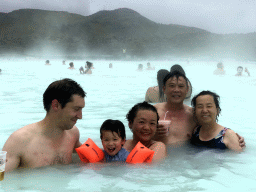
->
[10,123,38,141]
[154,102,166,109]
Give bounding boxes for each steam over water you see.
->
[0,59,255,191]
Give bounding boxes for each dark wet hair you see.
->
[69,62,74,67]
[170,64,186,75]
[86,61,93,68]
[126,101,159,124]
[217,62,223,69]
[157,69,169,102]
[46,60,50,64]
[191,90,221,122]
[138,64,143,70]
[43,78,86,112]
[237,66,243,71]
[100,119,126,140]
[163,70,189,87]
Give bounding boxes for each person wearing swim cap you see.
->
[2,78,86,172]
[100,119,129,162]
[123,102,167,163]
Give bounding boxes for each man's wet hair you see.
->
[100,119,126,140]
[163,71,189,87]
[43,78,86,112]
[191,90,221,122]
[126,101,159,124]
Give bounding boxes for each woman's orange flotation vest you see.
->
[75,138,104,163]
[126,142,155,163]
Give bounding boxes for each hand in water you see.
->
[237,133,246,148]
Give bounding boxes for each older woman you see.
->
[191,91,242,152]
[123,102,167,162]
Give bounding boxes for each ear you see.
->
[121,139,126,146]
[51,99,60,111]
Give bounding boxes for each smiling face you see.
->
[129,109,158,143]
[101,131,125,156]
[163,76,188,104]
[58,94,85,130]
[195,95,219,125]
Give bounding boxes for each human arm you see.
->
[150,142,167,162]
[2,134,23,172]
[72,126,82,153]
[236,133,246,148]
[245,68,250,76]
[223,129,243,152]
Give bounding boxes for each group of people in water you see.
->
[213,62,250,76]
[2,61,246,172]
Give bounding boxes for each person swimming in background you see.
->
[145,69,169,103]
[62,60,66,65]
[109,63,113,68]
[45,60,51,65]
[68,62,75,69]
[80,61,93,74]
[190,90,243,152]
[100,119,129,162]
[146,62,155,70]
[170,64,192,99]
[235,66,250,76]
[213,62,226,75]
[137,64,143,71]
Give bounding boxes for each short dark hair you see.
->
[43,78,86,112]
[126,101,159,124]
[100,119,126,140]
[163,71,189,87]
[191,90,221,122]
[237,66,243,70]
[86,61,93,68]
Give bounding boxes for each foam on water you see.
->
[0,59,256,191]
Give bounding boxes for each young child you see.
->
[100,119,129,162]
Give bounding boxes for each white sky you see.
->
[1,0,256,34]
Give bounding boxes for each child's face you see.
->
[101,131,125,156]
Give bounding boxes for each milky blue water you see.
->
[0,59,255,192]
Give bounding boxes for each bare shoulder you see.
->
[2,123,37,150]
[150,141,166,150]
[123,139,133,152]
[154,102,166,110]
